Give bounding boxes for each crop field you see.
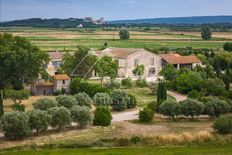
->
[0,27,231,51]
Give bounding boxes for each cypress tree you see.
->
[157,81,167,108]
[0,90,4,117]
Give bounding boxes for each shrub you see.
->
[70,78,110,97]
[135,79,147,88]
[213,116,232,134]
[74,92,93,108]
[159,100,179,118]
[12,103,25,112]
[93,107,112,126]
[121,78,133,89]
[56,95,77,109]
[147,101,158,112]
[127,94,137,109]
[33,98,58,111]
[48,107,71,130]
[93,93,111,107]
[110,91,129,111]
[223,42,232,52]
[139,107,154,122]
[28,110,51,134]
[188,90,200,99]
[119,30,130,40]
[105,80,120,90]
[71,105,92,128]
[1,111,30,139]
[179,99,205,118]
[148,82,158,94]
[204,97,230,117]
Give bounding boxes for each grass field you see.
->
[0,27,231,50]
[2,144,232,155]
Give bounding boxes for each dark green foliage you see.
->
[74,92,93,108]
[119,30,130,40]
[61,46,97,78]
[33,98,58,111]
[105,80,121,90]
[5,89,30,104]
[159,100,179,118]
[28,110,51,134]
[188,90,200,99]
[157,82,167,106]
[56,95,77,109]
[204,97,230,117]
[179,99,205,118]
[213,116,232,134]
[159,64,177,81]
[127,94,137,109]
[202,78,226,96]
[12,103,25,112]
[93,107,112,126]
[121,78,133,89]
[133,65,145,79]
[70,78,110,97]
[147,101,158,112]
[201,26,212,40]
[93,93,111,107]
[0,90,3,117]
[110,91,129,111]
[48,107,71,130]
[71,105,92,128]
[1,111,30,139]
[223,42,232,52]
[135,78,148,88]
[139,107,154,122]
[0,33,49,89]
[95,56,118,85]
[176,71,204,94]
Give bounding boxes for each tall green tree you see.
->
[157,81,167,107]
[159,64,177,81]
[133,65,145,80]
[0,33,49,89]
[95,56,118,85]
[201,26,212,40]
[119,30,130,40]
[0,90,3,117]
[61,46,97,78]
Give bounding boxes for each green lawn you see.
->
[2,144,232,155]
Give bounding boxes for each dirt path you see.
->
[112,91,187,122]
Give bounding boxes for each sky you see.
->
[0,0,232,22]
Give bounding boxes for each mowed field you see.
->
[0,27,231,51]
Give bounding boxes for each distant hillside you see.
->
[108,16,232,25]
[0,18,98,28]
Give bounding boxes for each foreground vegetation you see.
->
[1,143,232,155]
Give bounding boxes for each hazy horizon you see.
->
[1,0,232,22]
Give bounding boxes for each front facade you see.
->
[95,48,162,80]
[52,74,71,92]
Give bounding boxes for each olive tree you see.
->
[56,95,77,109]
[159,100,179,118]
[33,98,58,111]
[93,93,111,107]
[179,99,205,118]
[110,91,129,111]
[1,111,30,139]
[28,110,51,134]
[74,92,93,108]
[71,105,92,128]
[48,107,71,130]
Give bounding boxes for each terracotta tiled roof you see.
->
[53,74,70,80]
[159,54,202,64]
[95,48,144,59]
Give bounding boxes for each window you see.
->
[150,58,154,66]
[134,59,139,67]
[148,68,156,76]
[63,80,65,84]
[52,61,62,68]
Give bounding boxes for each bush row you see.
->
[159,97,231,118]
